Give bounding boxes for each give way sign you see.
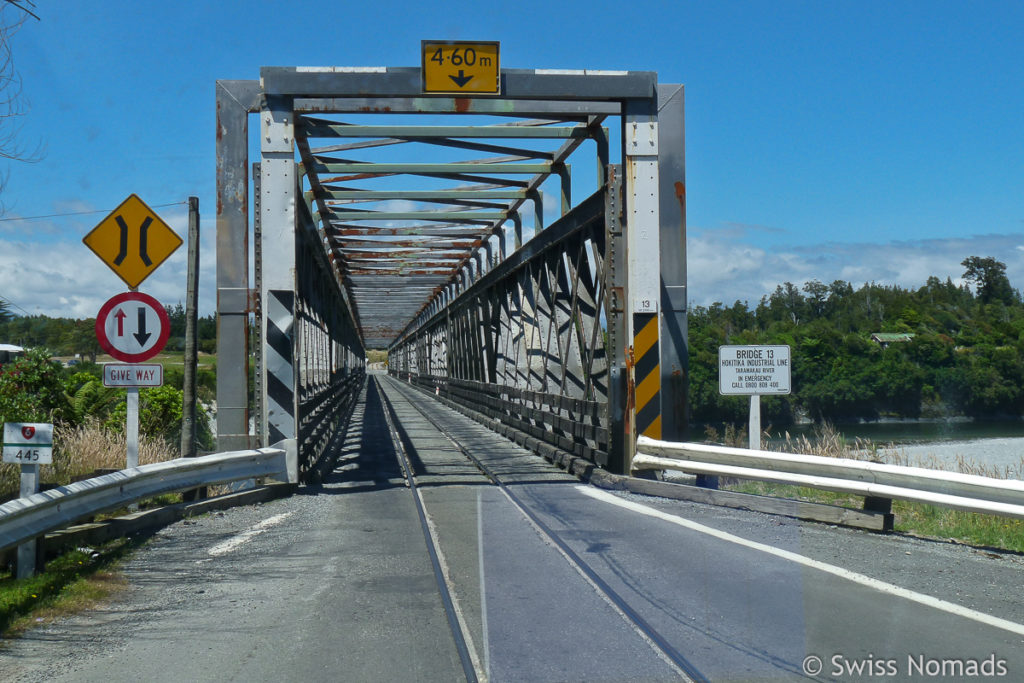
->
[95,292,170,363]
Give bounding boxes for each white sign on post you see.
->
[103,363,164,388]
[719,345,791,395]
[2,422,54,464]
[719,345,792,451]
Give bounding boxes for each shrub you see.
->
[0,349,70,424]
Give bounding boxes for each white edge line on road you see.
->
[577,486,1024,638]
[477,488,492,680]
[208,511,296,557]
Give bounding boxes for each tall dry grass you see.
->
[761,422,877,460]
[764,422,1024,481]
[0,420,178,503]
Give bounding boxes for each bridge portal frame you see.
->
[215,68,686,474]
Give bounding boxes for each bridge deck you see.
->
[4,372,1024,682]
[342,373,684,680]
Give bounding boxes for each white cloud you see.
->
[0,210,218,320]
[2,215,1020,326]
[688,231,1024,307]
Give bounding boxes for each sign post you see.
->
[95,292,170,470]
[4,422,53,578]
[85,196,178,478]
[103,364,164,471]
[719,345,792,450]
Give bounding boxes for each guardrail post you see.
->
[16,463,40,579]
[863,496,894,532]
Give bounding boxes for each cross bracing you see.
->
[295,109,609,350]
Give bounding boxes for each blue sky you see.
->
[0,0,1021,319]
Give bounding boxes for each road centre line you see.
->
[578,486,1024,638]
[207,511,296,557]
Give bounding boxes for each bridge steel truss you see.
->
[215,67,686,475]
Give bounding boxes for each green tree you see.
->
[962,256,1015,306]
[66,318,100,362]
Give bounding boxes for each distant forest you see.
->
[690,256,1024,426]
[0,257,1020,427]
[0,304,217,359]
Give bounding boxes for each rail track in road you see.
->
[374,374,704,683]
[375,376,481,683]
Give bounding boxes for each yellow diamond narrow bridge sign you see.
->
[422,40,500,95]
[83,194,183,289]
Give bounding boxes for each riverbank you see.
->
[879,437,1024,477]
[764,418,1024,472]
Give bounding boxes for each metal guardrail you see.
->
[0,445,297,554]
[634,436,1024,520]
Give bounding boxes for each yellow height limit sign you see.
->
[422,40,500,95]
[83,194,183,289]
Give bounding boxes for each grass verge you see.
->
[0,538,140,638]
[725,480,1024,552]
[704,423,1024,553]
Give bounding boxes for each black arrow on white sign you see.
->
[133,307,151,346]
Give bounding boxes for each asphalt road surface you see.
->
[2,375,1023,682]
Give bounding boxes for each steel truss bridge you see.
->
[215,66,687,478]
[6,64,1024,683]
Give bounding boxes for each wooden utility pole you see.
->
[181,197,204,498]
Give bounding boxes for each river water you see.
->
[765,419,1024,475]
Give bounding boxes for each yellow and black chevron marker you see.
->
[633,313,661,439]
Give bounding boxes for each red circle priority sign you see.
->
[95,292,170,363]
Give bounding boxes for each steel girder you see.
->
[296,108,606,348]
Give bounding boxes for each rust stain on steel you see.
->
[337,239,476,249]
[454,98,471,113]
[674,181,687,242]
[348,269,451,276]
[215,106,225,214]
[216,106,224,143]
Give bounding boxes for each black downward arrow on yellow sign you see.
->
[449,70,473,88]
